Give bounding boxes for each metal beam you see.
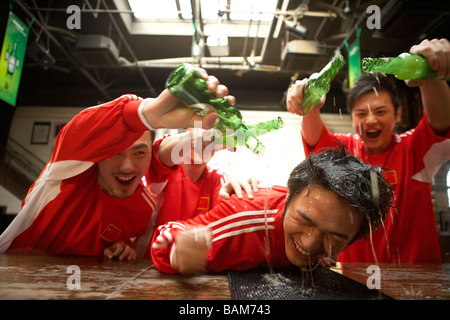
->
[101,0,156,96]
[15,0,112,100]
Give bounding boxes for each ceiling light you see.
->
[285,20,308,39]
[343,0,352,15]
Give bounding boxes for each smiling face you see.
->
[97,131,152,198]
[351,91,402,156]
[283,184,363,269]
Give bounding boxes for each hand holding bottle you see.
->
[286,54,344,116]
[408,38,450,135]
[286,78,327,116]
[361,38,450,85]
[141,67,235,130]
[165,64,283,155]
[407,38,450,87]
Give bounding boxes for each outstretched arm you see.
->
[407,38,450,136]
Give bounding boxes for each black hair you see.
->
[285,145,395,241]
[150,130,156,143]
[346,73,402,114]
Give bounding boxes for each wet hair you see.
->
[346,73,402,114]
[285,145,395,241]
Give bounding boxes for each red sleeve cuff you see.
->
[123,98,153,132]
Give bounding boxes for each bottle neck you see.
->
[246,117,284,135]
[311,55,344,88]
[361,54,443,80]
[361,57,391,73]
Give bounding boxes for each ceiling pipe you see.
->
[134,56,286,73]
[313,0,339,40]
[136,56,262,68]
[190,0,205,66]
[83,0,101,18]
[272,0,291,40]
[101,0,156,97]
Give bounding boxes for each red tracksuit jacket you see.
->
[155,164,227,228]
[304,114,449,263]
[151,186,292,274]
[0,95,174,256]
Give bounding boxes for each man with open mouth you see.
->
[150,146,395,275]
[0,68,236,260]
[287,38,450,264]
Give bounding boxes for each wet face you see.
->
[351,91,402,156]
[97,132,152,198]
[283,185,363,269]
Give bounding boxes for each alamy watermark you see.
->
[66,5,81,30]
[64,4,382,31]
[366,264,381,289]
[366,5,381,30]
[66,265,81,290]
[170,121,266,165]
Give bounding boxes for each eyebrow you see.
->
[132,143,150,150]
[297,210,349,240]
[354,105,387,112]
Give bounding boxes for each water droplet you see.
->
[372,86,379,96]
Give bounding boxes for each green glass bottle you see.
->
[361,53,450,81]
[219,117,284,153]
[165,63,242,129]
[246,117,284,136]
[165,63,283,155]
[299,54,345,115]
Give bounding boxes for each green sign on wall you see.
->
[0,12,30,106]
[345,26,361,89]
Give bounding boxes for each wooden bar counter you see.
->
[0,254,231,300]
[331,262,450,300]
[1,254,449,300]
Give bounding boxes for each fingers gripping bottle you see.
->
[165,63,284,155]
[299,54,345,115]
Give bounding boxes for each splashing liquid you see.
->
[368,170,381,265]
[366,217,379,266]
[261,187,318,295]
[372,86,379,97]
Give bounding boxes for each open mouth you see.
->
[293,239,313,260]
[115,175,136,186]
[365,130,381,139]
